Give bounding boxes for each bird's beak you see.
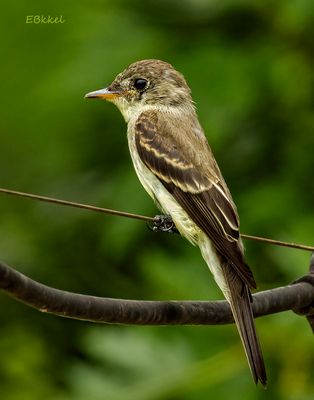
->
[85,87,122,100]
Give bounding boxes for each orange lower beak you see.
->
[85,88,121,100]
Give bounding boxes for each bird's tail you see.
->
[221,263,267,387]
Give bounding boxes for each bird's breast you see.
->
[127,125,201,245]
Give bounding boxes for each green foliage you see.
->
[0,0,313,399]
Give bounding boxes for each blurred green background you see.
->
[0,0,313,399]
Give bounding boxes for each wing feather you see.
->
[135,110,256,288]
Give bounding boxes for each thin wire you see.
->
[0,188,152,222]
[0,187,313,252]
[240,234,314,252]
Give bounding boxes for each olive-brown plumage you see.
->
[86,59,267,386]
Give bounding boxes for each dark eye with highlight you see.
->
[134,78,148,91]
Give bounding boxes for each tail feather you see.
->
[222,263,267,386]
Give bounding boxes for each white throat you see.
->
[111,98,146,123]
[112,98,193,126]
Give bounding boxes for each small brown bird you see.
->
[85,59,267,386]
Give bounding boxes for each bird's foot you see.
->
[148,215,179,234]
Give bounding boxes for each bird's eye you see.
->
[134,78,148,91]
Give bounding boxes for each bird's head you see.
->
[85,59,193,121]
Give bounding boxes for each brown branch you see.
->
[1,256,314,329]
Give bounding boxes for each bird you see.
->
[85,59,267,386]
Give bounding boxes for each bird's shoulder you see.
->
[134,108,221,192]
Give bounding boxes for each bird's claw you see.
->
[148,215,179,234]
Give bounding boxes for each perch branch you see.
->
[0,256,313,329]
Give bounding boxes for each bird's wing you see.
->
[135,110,256,289]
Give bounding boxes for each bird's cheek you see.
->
[122,90,138,104]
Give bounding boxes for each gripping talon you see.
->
[148,215,179,234]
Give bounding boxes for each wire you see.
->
[0,187,313,252]
[0,188,152,222]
